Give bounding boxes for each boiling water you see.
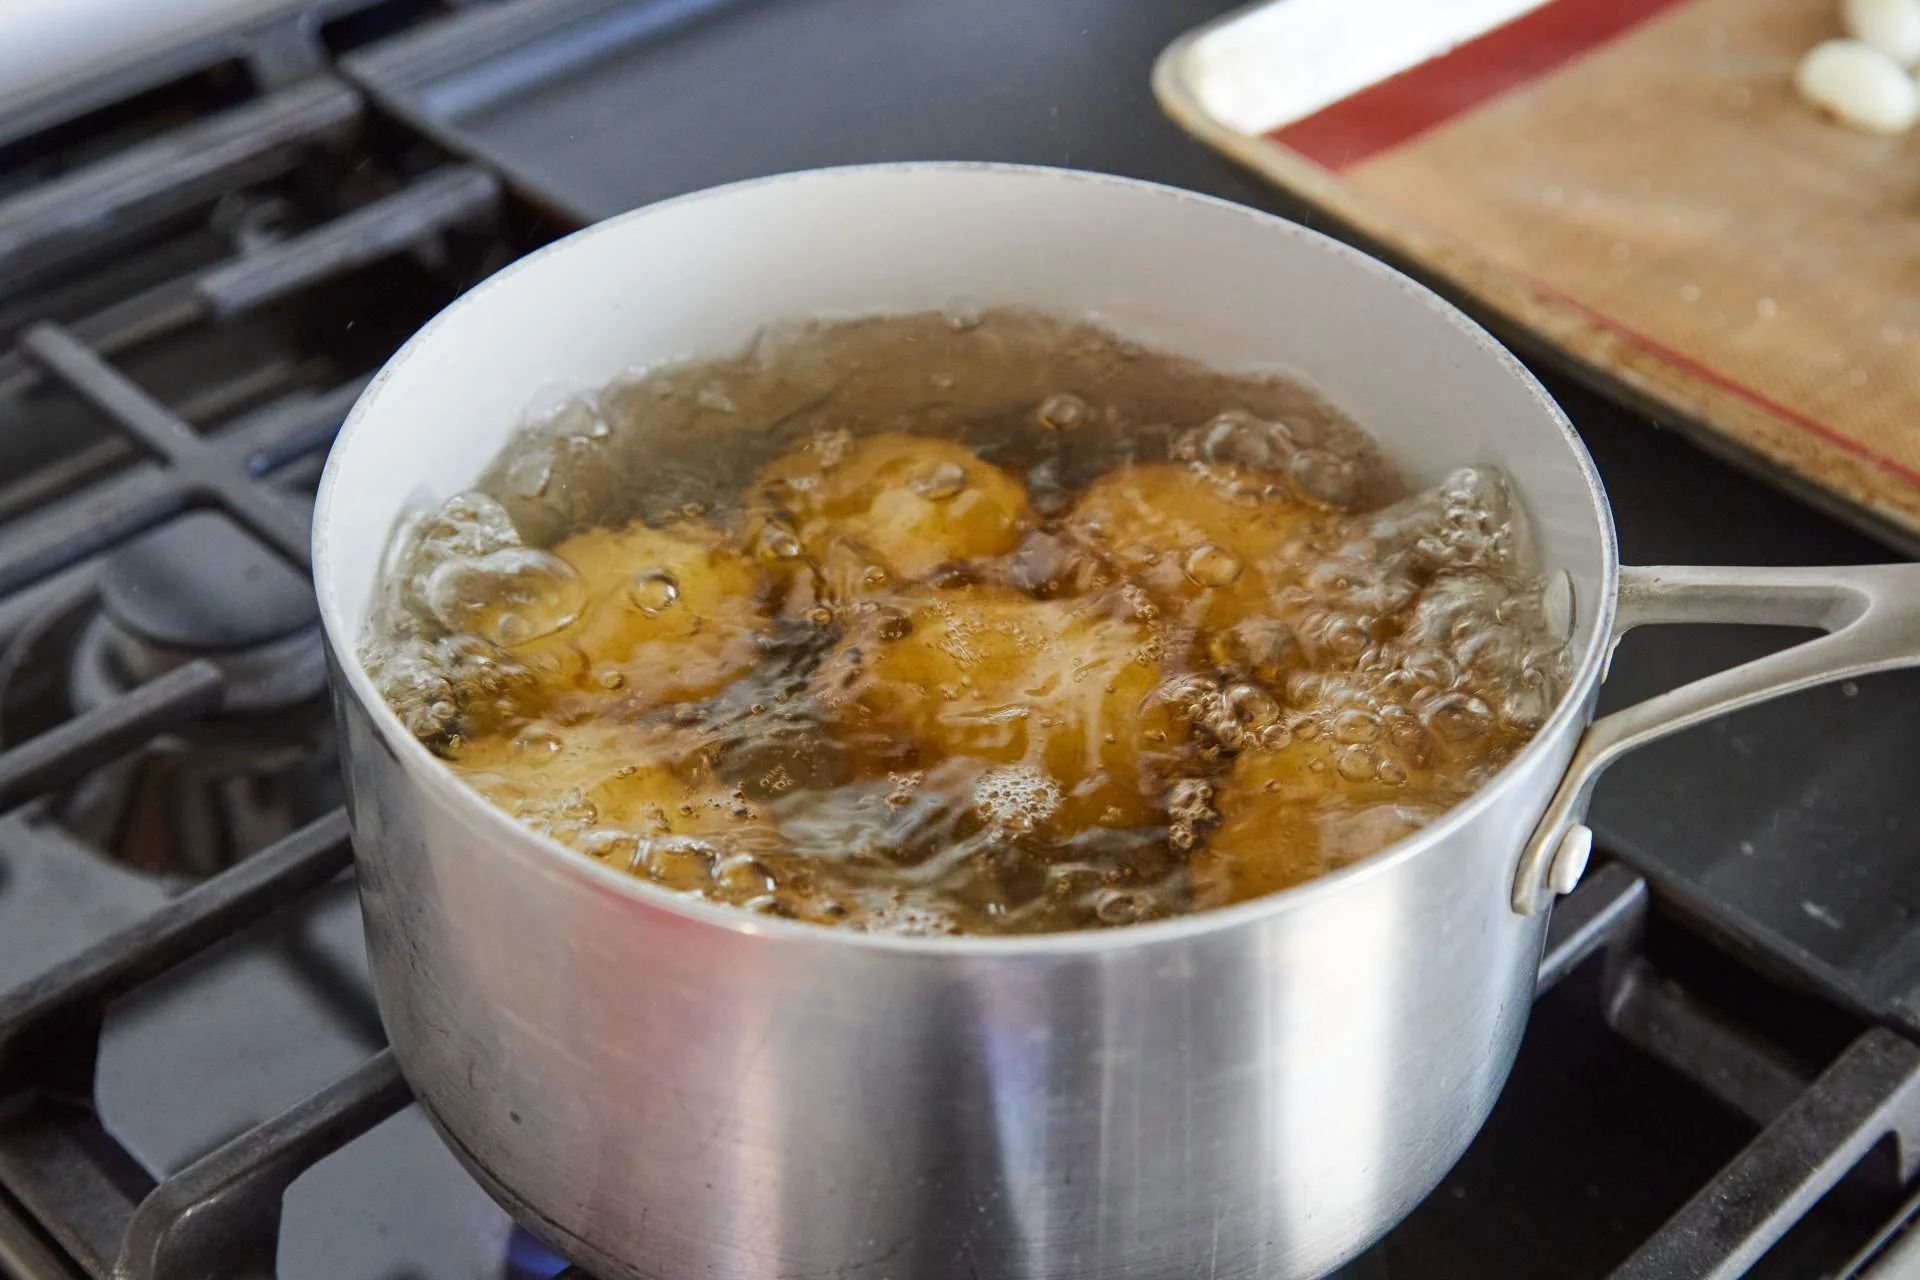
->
[364,311,1567,936]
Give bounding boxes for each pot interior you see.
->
[315,163,1616,773]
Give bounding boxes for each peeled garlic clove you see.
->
[1843,0,1920,67]
[1794,38,1919,134]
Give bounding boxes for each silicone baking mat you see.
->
[1156,0,1920,550]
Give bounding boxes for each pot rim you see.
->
[313,160,1620,956]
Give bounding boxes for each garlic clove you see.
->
[1794,38,1920,134]
[1842,0,1920,67]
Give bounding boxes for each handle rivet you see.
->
[1547,823,1594,896]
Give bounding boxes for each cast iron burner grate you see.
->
[0,28,512,1275]
[0,6,1917,1278]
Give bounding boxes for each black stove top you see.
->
[0,2,1917,1278]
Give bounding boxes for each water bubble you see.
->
[1290,449,1362,508]
[1181,408,1294,470]
[596,669,626,690]
[1457,627,1522,680]
[1204,714,1248,752]
[862,564,890,588]
[577,828,639,865]
[1380,668,1424,701]
[1288,712,1324,741]
[739,894,798,918]
[502,448,553,499]
[514,728,563,756]
[756,521,804,561]
[628,568,681,615]
[1037,392,1091,430]
[1094,888,1153,925]
[1320,614,1372,660]
[1376,757,1408,785]
[1217,617,1297,674]
[885,771,923,807]
[871,605,913,641]
[412,492,520,569]
[806,606,835,626]
[424,547,585,647]
[1006,530,1084,598]
[1385,712,1433,764]
[1336,745,1378,782]
[1406,654,1459,691]
[714,854,778,896]
[1500,677,1553,730]
[944,298,984,330]
[867,898,960,937]
[1166,778,1217,851]
[974,766,1062,833]
[1423,692,1493,742]
[1306,563,1357,596]
[1333,709,1382,744]
[644,837,719,890]
[1156,672,1216,709]
[1223,683,1280,728]
[1183,543,1243,588]
[913,461,969,500]
[514,789,597,840]
[1026,460,1072,517]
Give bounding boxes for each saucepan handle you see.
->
[1511,563,1920,915]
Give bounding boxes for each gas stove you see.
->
[0,2,1917,1278]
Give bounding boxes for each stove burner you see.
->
[10,512,343,876]
[90,509,325,713]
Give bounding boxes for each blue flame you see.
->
[503,1226,571,1278]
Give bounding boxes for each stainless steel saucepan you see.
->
[313,164,1920,1280]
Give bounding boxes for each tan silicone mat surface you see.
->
[1159,0,1920,546]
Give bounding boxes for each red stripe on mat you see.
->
[1519,276,1920,488]
[1269,0,1693,172]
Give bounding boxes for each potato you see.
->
[1064,461,1320,634]
[451,720,773,889]
[749,432,1033,589]
[509,519,767,711]
[815,585,1180,829]
[1190,732,1459,908]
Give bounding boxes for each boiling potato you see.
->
[816,586,1179,829]
[1191,733,1457,907]
[749,432,1033,589]
[452,719,776,890]
[1064,462,1320,634]
[509,519,766,710]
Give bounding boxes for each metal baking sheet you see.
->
[1155,0,1920,559]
